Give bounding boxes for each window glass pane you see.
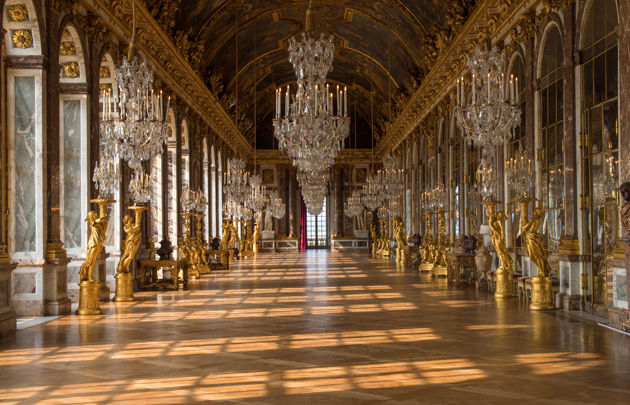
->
[594,54,606,105]
[583,61,594,109]
[606,46,618,99]
[590,106,602,153]
[604,100,618,151]
[593,2,606,43]
[605,0,618,33]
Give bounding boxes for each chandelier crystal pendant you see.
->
[454,37,521,149]
[344,190,363,218]
[247,175,266,213]
[128,168,151,204]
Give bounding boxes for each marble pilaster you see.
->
[43,258,71,315]
[0,263,16,337]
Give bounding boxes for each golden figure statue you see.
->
[431,210,448,277]
[219,218,231,250]
[80,210,108,282]
[522,207,551,278]
[117,215,141,274]
[393,218,407,263]
[253,222,261,253]
[369,222,378,255]
[420,212,436,272]
[377,219,390,256]
[485,201,514,298]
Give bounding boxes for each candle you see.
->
[487,73,491,101]
[315,85,318,114]
[515,77,519,103]
[472,74,476,102]
[457,79,460,106]
[344,86,347,116]
[285,85,289,117]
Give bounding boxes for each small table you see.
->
[139,259,188,290]
[208,249,229,269]
[446,253,477,285]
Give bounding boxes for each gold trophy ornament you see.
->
[77,199,115,315]
[523,206,555,310]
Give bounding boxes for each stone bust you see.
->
[620,182,630,238]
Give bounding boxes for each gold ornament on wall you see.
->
[7,4,29,22]
[99,65,111,78]
[12,29,33,49]
[59,41,76,55]
[62,62,80,78]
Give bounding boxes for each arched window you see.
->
[181,119,190,189]
[202,139,210,241]
[539,25,564,252]
[451,116,462,238]
[217,150,223,226]
[210,145,217,237]
[166,108,178,246]
[580,0,618,307]
[59,26,88,254]
[4,0,44,257]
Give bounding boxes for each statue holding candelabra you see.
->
[180,187,208,278]
[393,217,407,263]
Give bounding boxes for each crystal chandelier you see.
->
[99,0,168,171]
[247,175,266,213]
[92,157,119,199]
[224,158,249,204]
[267,191,286,220]
[272,1,350,215]
[506,149,534,200]
[363,172,384,211]
[181,186,206,214]
[476,156,496,201]
[344,190,363,218]
[362,154,404,212]
[129,169,151,203]
[454,37,521,149]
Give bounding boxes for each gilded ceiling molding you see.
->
[79,0,252,156]
[376,0,532,156]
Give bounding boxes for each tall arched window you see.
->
[181,119,190,189]
[4,0,44,258]
[150,153,163,246]
[580,0,618,307]
[59,26,88,254]
[451,116,462,238]
[218,150,223,226]
[166,108,178,246]
[210,145,217,237]
[202,139,210,241]
[539,25,564,252]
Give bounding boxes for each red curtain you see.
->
[299,196,307,251]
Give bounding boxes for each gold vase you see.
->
[76,280,102,315]
[530,276,555,310]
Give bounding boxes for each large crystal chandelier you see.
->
[362,154,404,213]
[454,37,521,149]
[268,191,286,220]
[181,187,207,214]
[224,158,249,204]
[273,1,350,215]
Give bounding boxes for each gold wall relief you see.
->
[59,41,76,55]
[62,62,80,78]
[11,29,33,49]
[7,4,29,22]
[99,66,111,79]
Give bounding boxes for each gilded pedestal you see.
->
[76,280,102,315]
[530,276,555,310]
[113,272,135,302]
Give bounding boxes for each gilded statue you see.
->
[79,210,108,282]
[619,182,630,238]
[253,223,261,253]
[219,218,231,250]
[394,219,407,249]
[116,214,141,274]
[489,210,513,272]
[522,207,551,277]
[227,221,239,250]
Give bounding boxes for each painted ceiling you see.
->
[173,0,448,149]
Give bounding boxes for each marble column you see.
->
[288,169,296,237]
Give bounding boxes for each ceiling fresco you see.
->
[169,0,450,148]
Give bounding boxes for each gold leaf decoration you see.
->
[99,66,111,78]
[59,41,76,55]
[62,62,80,78]
[7,4,28,22]
[12,29,33,49]
[62,29,71,38]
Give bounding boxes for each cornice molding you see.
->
[375,0,533,156]
[254,149,374,166]
[80,0,252,156]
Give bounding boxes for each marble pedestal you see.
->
[0,263,16,337]
[354,230,368,239]
[44,258,71,315]
[558,258,582,311]
[262,231,275,240]
[11,263,45,316]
